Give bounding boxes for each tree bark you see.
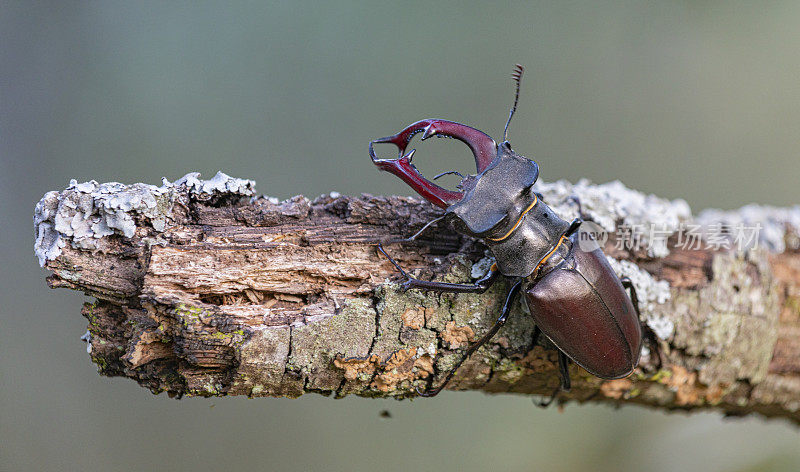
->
[34,172,800,423]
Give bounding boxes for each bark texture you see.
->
[34,172,800,423]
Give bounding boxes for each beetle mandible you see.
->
[369,64,647,400]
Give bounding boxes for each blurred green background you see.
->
[2,2,799,471]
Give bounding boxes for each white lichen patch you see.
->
[80,330,92,354]
[606,257,674,340]
[415,341,438,358]
[696,204,800,253]
[470,256,494,279]
[171,171,255,197]
[534,179,692,258]
[34,171,256,267]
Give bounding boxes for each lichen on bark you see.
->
[35,172,800,423]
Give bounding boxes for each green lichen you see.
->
[667,251,779,386]
[288,298,377,393]
[647,368,673,383]
[206,329,246,340]
[91,355,109,372]
[495,358,524,384]
[786,295,800,318]
[173,302,205,325]
[83,301,102,334]
[189,380,221,397]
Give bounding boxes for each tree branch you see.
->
[34,172,800,422]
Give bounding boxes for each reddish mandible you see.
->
[369,65,651,401]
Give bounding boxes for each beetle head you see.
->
[446,141,539,238]
[369,64,539,237]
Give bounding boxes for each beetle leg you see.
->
[404,215,446,242]
[531,324,541,346]
[433,170,465,180]
[620,277,665,370]
[536,386,561,408]
[558,351,572,391]
[416,279,524,397]
[377,244,501,294]
[530,324,572,407]
[369,119,497,208]
[533,351,572,408]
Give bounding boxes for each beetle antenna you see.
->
[503,64,524,143]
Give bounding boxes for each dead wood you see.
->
[34,172,800,423]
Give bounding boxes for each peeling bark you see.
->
[35,173,800,423]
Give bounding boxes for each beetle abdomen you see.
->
[524,239,642,379]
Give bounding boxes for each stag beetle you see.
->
[369,65,649,400]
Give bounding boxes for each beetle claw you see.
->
[400,279,414,292]
[378,243,418,292]
[369,119,497,208]
[536,386,561,408]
